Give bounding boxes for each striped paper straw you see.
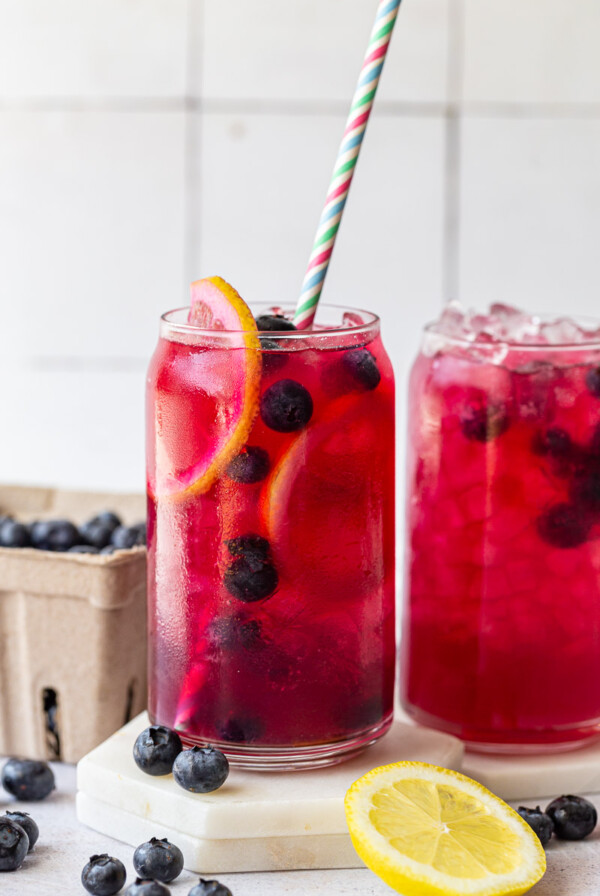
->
[294,0,402,329]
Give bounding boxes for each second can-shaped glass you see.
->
[146,303,395,769]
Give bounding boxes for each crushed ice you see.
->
[433,301,600,346]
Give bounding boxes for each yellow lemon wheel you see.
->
[344,762,546,896]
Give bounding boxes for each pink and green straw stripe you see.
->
[294,0,402,329]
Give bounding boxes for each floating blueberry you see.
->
[0,520,31,548]
[343,349,381,391]
[255,314,297,332]
[532,427,572,458]
[125,879,170,896]
[0,816,29,872]
[3,812,39,851]
[537,503,589,549]
[133,837,184,883]
[460,404,510,442]
[81,854,127,896]
[517,806,553,847]
[570,470,600,513]
[133,726,183,776]
[224,556,278,602]
[188,879,233,896]
[260,379,313,432]
[225,534,270,561]
[218,716,264,744]
[210,616,263,652]
[1,758,55,801]
[545,795,597,840]
[585,367,600,397]
[68,544,100,554]
[30,519,80,551]
[173,746,229,794]
[226,446,270,484]
[111,525,146,550]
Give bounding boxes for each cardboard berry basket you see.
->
[0,484,147,764]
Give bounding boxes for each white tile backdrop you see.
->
[1,0,600,536]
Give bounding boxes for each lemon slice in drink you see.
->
[344,762,546,896]
[150,276,261,499]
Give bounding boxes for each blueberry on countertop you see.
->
[1,758,55,801]
[173,746,229,794]
[133,837,184,883]
[133,726,183,777]
[2,812,38,851]
[0,817,29,871]
[260,379,313,432]
[188,879,234,896]
[81,854,127,896]
[545,795,597,840]
[517,806,553,847]
[125,879,170,896]
[226,446,270,484]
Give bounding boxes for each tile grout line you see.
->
[442,0,465,303]
[183,0,204,284]
[1,96,600,119]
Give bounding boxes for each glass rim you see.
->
[160,302,380,340]
[424,315,600,351]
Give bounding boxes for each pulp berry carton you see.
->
[0,484,147,763]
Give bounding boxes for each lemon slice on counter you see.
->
[344,762,546,896]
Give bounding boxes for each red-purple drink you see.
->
[146,279,395,768]
[402,303,600,751]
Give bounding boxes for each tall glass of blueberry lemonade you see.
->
[146,277,395,768]
[401,302,600,752]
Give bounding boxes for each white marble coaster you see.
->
[463,739,600,802]
[76,712,463,873]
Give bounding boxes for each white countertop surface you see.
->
[1,760,600,895]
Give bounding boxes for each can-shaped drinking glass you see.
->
[147,303,395,768]
[401,316,600,752]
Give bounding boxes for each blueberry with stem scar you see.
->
[133,726,183,776]
[3,812,38,851]
[81,854,127,896]
[0,817,29,871]
[517,807,553,847]
[133,837,184,883]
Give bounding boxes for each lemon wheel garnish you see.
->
[344,762,546,896]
